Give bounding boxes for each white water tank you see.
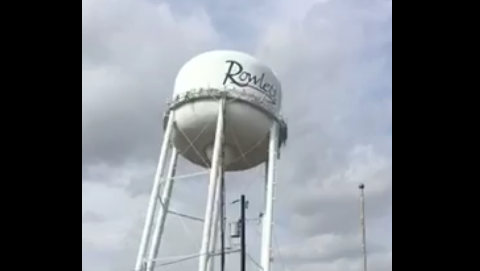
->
[169,50,282,171]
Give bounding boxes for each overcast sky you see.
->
[82,0,392,271]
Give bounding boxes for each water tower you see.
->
[134,50,287,271]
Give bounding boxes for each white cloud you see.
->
[82,0,392,270]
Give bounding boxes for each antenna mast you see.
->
[359,183,368,271]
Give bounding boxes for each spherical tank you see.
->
[169,50,282,171]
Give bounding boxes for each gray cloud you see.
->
[82,0,392,270]
[82,0,219,169]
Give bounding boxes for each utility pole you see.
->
[231,195,248,271]
[359,184,368,271]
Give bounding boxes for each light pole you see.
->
[359,184,368,271]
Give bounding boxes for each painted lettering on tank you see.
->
[222,60,278,105]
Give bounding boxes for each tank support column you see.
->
[198,97,226,271]
[145,148,179,271]
[260,123,279,271]
[206,175,222,271]
[134,113,175,271]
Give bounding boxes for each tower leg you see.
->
[260,123,279,271]
[134,113,175,271]
[198,98,226,271]
[146,148,179,271]
[207,175,222,271]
